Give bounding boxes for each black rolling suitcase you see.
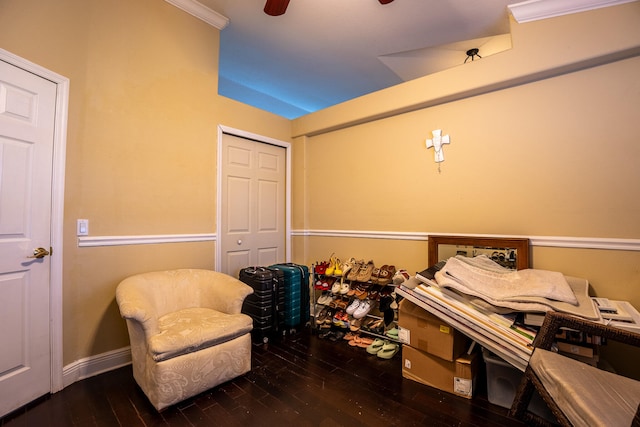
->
[269,263,310,331]
[239,266,284,343]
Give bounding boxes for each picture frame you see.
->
[427,235,530,270]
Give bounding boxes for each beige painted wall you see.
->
[0,0,291,365]
[1,0,639,382]
[292,4,640,376]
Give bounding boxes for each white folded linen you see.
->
[436,255,578,305]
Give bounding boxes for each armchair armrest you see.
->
[199,271,253,314]
[115,280,160,335]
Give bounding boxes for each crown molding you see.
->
[508,0,637,23]
[165,0,229,29]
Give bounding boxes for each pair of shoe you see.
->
[345,259,375,282]
[349,317,363,332]
[314,261,329,275]
[315,307,331,325]
[314,276,336,290]
[325,254,343,276]
[352,299,372,319]
[345,298,370,317]
[356,260,375,282]
[365,338,400,359]
[319,329,344,341]
[331,279,350,295]
[385,327,399,340]
[378,290,399,311]
[331,280,341,294]
[392,269,410,285]
[317,293,333,305]
[375,265,396,285]
[341,257,357,278]
[348,335,374,348]
[332,310,349,327]
[346,259,364,281]
[328,298,347,311]
[345,298,361,316]
[364,318,384,334]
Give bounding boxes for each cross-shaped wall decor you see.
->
[426,129,450,163]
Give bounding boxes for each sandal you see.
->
[385,327,399,340]
[366,338,387,354]
[339,279,350,295]
[331,279,341,294]
[349,317,363,332]
[377,342,399,359]
[325,254,337,276]
[343,332,357,341]
[356,337,374,348]
[378,265,396,286]
[333,258,343,276]
[315,307,328,325]
[371,266,382,284]
[353,285,367,300]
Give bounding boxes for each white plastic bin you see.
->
[482,348,554,421]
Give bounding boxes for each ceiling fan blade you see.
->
[378,0,395,4]
[264,0,290,16]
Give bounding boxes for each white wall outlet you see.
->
[77,219,89,236]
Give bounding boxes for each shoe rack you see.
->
[312,260,402,344]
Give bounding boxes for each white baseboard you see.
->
[62,347,131,388]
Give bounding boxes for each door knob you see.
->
[27,247,50,259]
[237,239,242,245]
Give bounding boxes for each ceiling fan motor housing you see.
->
[264,0,394,16]
[264,0,290,16]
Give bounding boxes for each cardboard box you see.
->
[401,345,478,399]
[556,341,596,358]
[398,299,470,361]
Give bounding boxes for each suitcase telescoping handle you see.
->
[244,266,268,276]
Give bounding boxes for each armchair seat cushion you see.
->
[150,307,253,362]
[531,348,640,426]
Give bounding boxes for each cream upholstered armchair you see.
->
[116,269,254,411]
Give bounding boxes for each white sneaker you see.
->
[346,299,360,315]
[353,300,372,319]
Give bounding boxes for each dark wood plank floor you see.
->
[1,328,525,426]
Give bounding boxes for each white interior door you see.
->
[0,59,56,416]
[220,133,286,278]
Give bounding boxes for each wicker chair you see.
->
[509,311,640,426]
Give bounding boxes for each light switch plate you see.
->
[77,219,89,236]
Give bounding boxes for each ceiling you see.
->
[199,0,520,119]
